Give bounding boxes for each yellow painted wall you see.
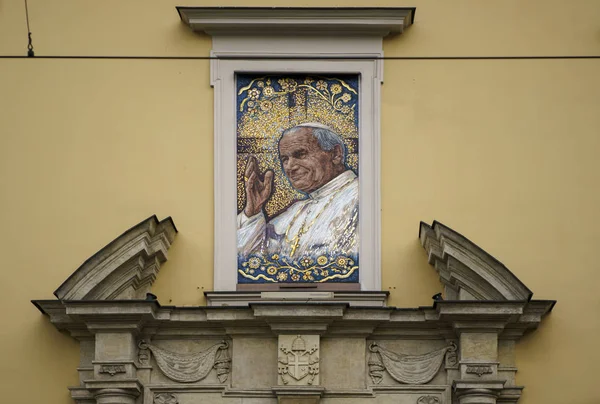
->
[1,0,599,403]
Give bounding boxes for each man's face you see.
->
[279,128,340,193]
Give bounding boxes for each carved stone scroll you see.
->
[445,341,458,368]
[368,349,386,384]
[368,343,453,384]
[138,339,151,366]
[417,396,440,404]
[145,341,230,383]
[213,343,231,383]
[154,393,178,404]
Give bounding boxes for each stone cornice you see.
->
[176,7,416,37]
[54,215,177,301]
[32,299,553,339]
[420,221,533,301]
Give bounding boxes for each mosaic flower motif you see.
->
[336,256,348,267]
[277,272,288,281]
[257,81,265,88]
[317,256,328,265]
[260,100,272,111]
[263,86,275,97]
[248,257,261,269]
[278,78,297,92]
[300,257,313,267]
[304,77,315,84]
[321,269,329,277]
[330,83,342,94]
[271,254,279,260]
[341,93,352,102]
[291,273,300,281]
[247,100,256,108]
[334,100,343,109]
[267,266,277,275]
[248,88,260,100]
[316,80,327,91]
[341,106,351,114]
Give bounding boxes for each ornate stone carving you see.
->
[368,343,454,384]
[445,342,458,367]
[420,221,532,300]
[54,215,177,300]
[368,348,386,384]
[417,396,440,404]
[278,335,319,385]
[31,218,555,404]
[213,343,231,383]
[144,341,230,383]
[153,393,178,404]
[466,365,493,377]
[138,339,151,366]
[99,364,126,376]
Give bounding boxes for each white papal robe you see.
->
[237,170,358,260]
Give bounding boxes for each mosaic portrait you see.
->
[236,74,359,284]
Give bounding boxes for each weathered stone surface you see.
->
[54,215,177,300]
[232,336,278,389]
[31,219,555,404]
[320,338,366,389]
[420,221,532,301]
[278,335,320,386]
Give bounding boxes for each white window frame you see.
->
[176,7,415,291]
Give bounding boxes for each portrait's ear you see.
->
[331,144,343,164]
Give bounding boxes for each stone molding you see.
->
[420,221,532,301]
[205,291,389,307]
[177,7,415,37]
[32,218,555,404]
[54,215,177,300]
[32,299,553,340]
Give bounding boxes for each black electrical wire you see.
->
[8,1,600,61]
[24,0,34,57]
[0,55,599,60]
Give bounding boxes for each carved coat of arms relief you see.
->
[278,335,320,385]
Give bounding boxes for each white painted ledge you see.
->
[177,7,415,37]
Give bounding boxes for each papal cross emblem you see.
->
[278,335,319,385]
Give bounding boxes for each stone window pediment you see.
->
[33,215,554,404]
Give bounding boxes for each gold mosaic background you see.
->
[236,75,359,218]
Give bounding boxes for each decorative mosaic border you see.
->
[238,254,358,283]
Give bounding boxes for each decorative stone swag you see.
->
[33,216,554,404]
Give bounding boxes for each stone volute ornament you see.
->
[153,393,178,404]
[32,212,555,404]
[417,396,441,404]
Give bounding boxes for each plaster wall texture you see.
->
[1,0,599,403]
